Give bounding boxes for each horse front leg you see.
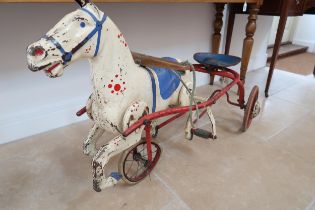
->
[86,93,94,120]
[91,133,139,191]
[83,124,105,157]
[92,101,149,192]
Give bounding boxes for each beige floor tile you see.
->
[266,111,315,164]
[244,67,307,96]
[274,78,315,110]
[155,133,315,210]
[0,127,176,210]
[244,96,311,141]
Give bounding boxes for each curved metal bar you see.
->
[123,65,244,137]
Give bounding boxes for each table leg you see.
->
[211,3,225,85]
[224,6,235,55]
[265,6,289,97]
[240,4,260,82]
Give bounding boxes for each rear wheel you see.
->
[118,140,161,184]
[242,85,259,132]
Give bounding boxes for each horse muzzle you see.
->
[27,62,51,72]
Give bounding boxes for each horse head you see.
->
[26,0,106,78]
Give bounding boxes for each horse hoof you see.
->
[185,130,193,141]
[93,180,102,192]
[83,145,96,157]
[110,172,122,181]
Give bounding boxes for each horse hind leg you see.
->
[92,101,149,191]
[178,83,197,140]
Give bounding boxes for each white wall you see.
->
[228,14,273,71]
[0,3,213,144]
[0,3,272,144]
[292,14,315,53]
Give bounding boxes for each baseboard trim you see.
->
[267,46,308,62]
[293,39,315,53]
[0,97,88,145]
[267,41,292,49]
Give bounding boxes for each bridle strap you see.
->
[44,7,107,65]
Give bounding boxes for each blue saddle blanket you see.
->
[152,57,181,100]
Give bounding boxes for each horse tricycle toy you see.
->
[26,0,260,192]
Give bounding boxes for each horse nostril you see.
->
[31,46,45,57]
[34,49,44,56]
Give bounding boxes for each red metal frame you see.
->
[123,65,245,137]
[76,64,246,167]
[144,124,153,162]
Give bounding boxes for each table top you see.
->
[0,0,263,4]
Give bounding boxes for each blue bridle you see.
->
[44,7,107,65]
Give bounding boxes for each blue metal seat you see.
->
[194,53,241,68]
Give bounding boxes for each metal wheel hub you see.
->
[133,152,149,166]
[252,101,260,118]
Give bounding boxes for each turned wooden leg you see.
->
[224,6,235,55]
[211,3,225,85]
[212,3,225,53]
[265,4,289,97]
[240,4,260,82]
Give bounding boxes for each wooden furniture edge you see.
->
[0,0,263,4]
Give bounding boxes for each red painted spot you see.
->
[111,90,114,94]
[125,43,128,47]
[111,80,113,82]
[108,84,112,88]
[124,87,126,90]
[115,74,118,78]
[114,84,121,91]
[34,48,44,56]
[123,82,125,84]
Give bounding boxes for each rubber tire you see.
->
[242,85,259,132]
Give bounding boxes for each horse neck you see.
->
[89,18,135,82]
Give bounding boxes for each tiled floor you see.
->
[1,68,315,210]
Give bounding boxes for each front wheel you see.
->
[242,85,259,132]
[118,140,161,185]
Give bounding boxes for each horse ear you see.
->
[74,0,90,7]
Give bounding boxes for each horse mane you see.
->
[75,0,90,7]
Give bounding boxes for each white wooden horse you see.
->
[27,0,192,192]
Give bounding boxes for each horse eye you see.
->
[80,22,86,28]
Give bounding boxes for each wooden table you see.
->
[1,0,263,83]
[226,0,315,97]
